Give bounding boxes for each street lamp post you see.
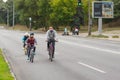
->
[13,0,15,29]
[7,9,9,27]
[29,17,32,31]
[3,0,9,27]
[3,0,7,2]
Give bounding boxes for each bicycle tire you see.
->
[49,44,53,62]
[50,50,53,62]
[30,50,34,63]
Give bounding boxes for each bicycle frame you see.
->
[49,42,54,62]
[27,45,35,63]
[30,48,34,63]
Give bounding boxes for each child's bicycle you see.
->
[27,45,35,63]
[29,48,34,63]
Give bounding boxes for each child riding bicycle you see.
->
[26,33,37,60]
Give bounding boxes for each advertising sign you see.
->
[92,1,114,18]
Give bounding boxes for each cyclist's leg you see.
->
[33,46,36,52]
[23,41,25,48]
[47,41,50,50]
[52,41,55,58]
[32,46,36,55]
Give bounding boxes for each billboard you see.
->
[92,1,114,18]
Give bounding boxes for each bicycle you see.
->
[47,40,57,62]
[49,42,54,62]
[29,48,34,63]
[24,45,27,55]
[27,45,35,63]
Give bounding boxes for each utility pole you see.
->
[7,10,9,27]
[3,0,9,27]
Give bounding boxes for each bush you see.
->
[112,35,119,38]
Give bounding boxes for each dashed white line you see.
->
[78,62,106,74]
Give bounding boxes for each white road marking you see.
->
[78,62,106,74]
[60,39,120,54]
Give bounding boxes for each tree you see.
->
[50,0,77,29]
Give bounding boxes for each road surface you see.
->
[0,29,120,80]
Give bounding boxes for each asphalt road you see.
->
[0,29,120,80]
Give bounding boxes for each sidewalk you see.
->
[78,31,120,41]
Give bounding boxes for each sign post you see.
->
[92,1,114,35]
[98,18,102,34]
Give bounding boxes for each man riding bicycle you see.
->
[26,33,37,60]
[46,26,58,58]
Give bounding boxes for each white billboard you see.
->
[92,1,114,18]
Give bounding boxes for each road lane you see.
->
[0,29,120,80]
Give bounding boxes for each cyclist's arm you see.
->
[22,36,25,42]
[46,30,49,40]
[25,38,29,45]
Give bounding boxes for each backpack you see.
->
[48,30,55,40]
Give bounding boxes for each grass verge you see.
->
[0,49,14,80]
[90,34,109,38]
[112,35,119,38]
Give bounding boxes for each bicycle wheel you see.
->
[49,44,53,62]
[30,50,34,63]
[49,50,53,62]
[24,47,27,55]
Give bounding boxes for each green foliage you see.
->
[112,35,119,38]
[113,0,120,18]
[49,0,77,27]
[0,0,120,29]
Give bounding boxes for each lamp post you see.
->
[3,0,9,27]
[3,0,14,28]
[29,17,32,31]
[13,0,14,29]
[7,9,9,27]
[3,0,7,2]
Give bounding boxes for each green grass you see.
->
[0,49,14,80]
[112,35,119,38]
[90,34,109,38]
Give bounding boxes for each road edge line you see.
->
[1,48,17,80]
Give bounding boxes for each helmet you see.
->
[30,33,34,35]
[24,32,29,36]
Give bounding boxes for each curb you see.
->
[1,48,17,80]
